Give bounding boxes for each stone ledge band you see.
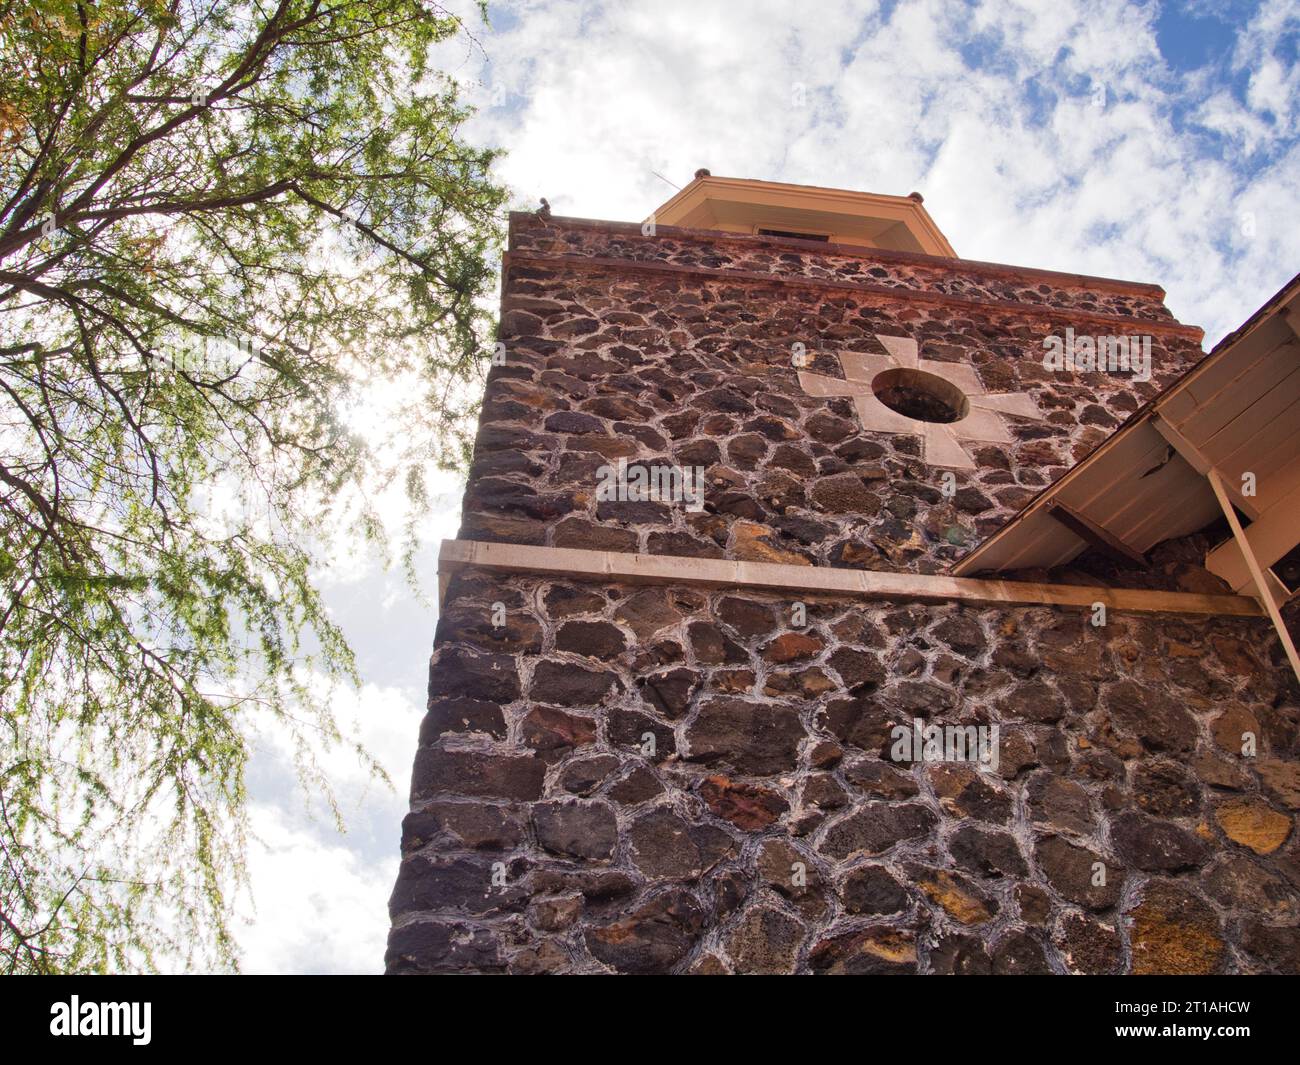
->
[438,539,1263,618]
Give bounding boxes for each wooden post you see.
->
[1207,468,1300,684]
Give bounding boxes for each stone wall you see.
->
[472,213,1203,573]
[386,213,1300,974]
[387,570,1300,974]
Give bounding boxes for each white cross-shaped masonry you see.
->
[797,334,1043,470]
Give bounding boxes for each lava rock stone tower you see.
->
[386,174,1300,975]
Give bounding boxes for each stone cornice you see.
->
[508,212,1171,299]
[503,247,1205,342]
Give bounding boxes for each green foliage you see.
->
[0,0,506,971]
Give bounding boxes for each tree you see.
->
[0,0,506,972]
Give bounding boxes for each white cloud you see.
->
[1235,0,1300,134]
[234,679,427,973]
[236,801,398,974]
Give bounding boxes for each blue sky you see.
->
[233,0,1300,972]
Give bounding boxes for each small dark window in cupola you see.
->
[756,228,830,242]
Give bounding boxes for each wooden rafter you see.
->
[1044,501,1148,568]
[1151,414,1261,519]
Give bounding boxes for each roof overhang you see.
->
[951,272,1300,614]
[651,174,956,257]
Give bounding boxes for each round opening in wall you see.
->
[871,367,970,424]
